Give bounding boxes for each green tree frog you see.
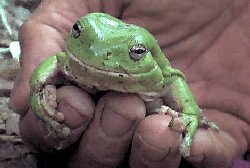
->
[30,13,218,158]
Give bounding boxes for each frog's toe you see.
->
[178,114,199,158]
[168,117,186,132]
[47,121,71,139]
[199,116,220,131]
[179,138,191,158]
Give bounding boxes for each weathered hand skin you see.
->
[10,0,250,168]
[28,12,218,157]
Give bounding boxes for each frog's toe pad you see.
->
[55,126,71,139]
[168,117,186,132]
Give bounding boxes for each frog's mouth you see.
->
[65,47,130,78]
[65,47,163,99]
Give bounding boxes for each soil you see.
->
[0,1,39,167]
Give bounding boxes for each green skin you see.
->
[30,13,218,158]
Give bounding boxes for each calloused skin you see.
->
[10,0,250,168]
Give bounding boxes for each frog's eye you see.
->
[129,44,147,61]
[71,21,82,38]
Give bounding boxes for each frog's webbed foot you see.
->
[41,85,70,138]
[31,84,70,139]
[155,105,219,158]
[30,54,71,139]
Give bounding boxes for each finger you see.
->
[130,115,182,168]
[187,129,239,168]
[77,92,146,168]
[20,86,95,151]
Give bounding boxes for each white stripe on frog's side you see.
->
[64,47,162,101]
[65,47,130,78]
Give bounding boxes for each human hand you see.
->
[10,0,250,167]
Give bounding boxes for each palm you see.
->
[122,3,250,153]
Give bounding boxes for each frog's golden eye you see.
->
[72,21,82,38]
[129,44,147,61]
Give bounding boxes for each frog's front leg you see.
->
[158,73,219,158]
[30,52,70,139]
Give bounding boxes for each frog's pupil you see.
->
[135,49,145,54]
[129,45,147,61]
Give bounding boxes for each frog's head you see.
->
[65,13,170,93]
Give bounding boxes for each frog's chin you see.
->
[65,47,129,78]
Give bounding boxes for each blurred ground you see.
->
[0,0,40,167]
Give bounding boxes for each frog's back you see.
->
[80,13,148,41]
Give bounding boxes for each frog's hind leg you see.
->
[30,52,70,139]
[178,113,220,157]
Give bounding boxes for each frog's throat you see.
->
[65,47,130,78]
